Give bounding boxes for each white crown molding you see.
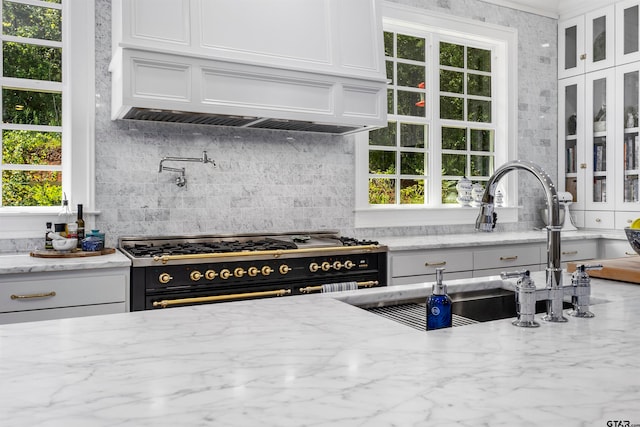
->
[481,0,619,20]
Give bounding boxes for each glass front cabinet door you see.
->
[559,5,615,79]
[616,62,640,214]
[559,76,585,211]
[585,69,615,211]
[616,0,640,65]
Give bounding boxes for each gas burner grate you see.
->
[123,238,298,257]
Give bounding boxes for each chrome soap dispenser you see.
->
[426,268,453,330]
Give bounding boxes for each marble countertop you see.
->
[0,250,131,275]
[1,271,639,426]
[378,229,627,251]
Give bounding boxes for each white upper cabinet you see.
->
[116,0,385,79]
[615,0,640,65]
[559,5,615,79]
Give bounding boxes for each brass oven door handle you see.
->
[152,289,291,308]
[152,244,381,264]
[11,291,57,300]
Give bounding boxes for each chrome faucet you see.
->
[158,151,216,187]
[476,160,597,326]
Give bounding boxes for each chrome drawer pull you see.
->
[562,250,578,255]
[11,291,56,300]
[425,261,446,267]
[499,256,518,261]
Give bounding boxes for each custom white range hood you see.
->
[110,0,388,135]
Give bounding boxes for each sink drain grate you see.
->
[365,303,478,331]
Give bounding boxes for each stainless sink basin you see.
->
[358,288,574,331]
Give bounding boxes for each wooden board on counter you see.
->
[30,248,116,258]
[567,256,640,284]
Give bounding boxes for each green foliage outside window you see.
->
[1,0,62,207]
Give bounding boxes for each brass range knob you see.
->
[309,262,319,273]
[248,266,259,277]
[234,267,246,278]
[220,269,231,280]
[344,260,355,269]
[321,262,331,272]
[205,269,218,280]
[190,271,203,281]
[332,261,343,270]
[158,273,173,284]
[261,266,274,276]
[279,264,291,275]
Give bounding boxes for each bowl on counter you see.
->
[624,227,640,256]
[52,238,77,252]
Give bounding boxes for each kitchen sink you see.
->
[357,288,575,331]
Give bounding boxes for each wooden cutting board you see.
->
[30,248,116,258]
[567,256,640,284]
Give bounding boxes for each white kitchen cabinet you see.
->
[389,243,546,285]
[115,0,384,80]
[389,248,473,285]
[0,268,128,325]
[615,210,639,228]
[615,61,640,211]
[616,0,640,65]
[472,244,543,277]
[559,5,615,79]
[559,239,598,263]
[584,210,616,229]
[601,239,639,257]
[559,69,616,213]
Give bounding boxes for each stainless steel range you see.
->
[119,231,387,311]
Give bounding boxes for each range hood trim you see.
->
[111,47,388,135]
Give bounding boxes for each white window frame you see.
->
[355,3,518,228]
[0,0,95,239]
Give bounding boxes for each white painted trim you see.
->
[355,206,519,228]
[355,3,519,228]
[0,0,96,240]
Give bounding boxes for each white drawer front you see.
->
[615,211,639,230]
[601,240,639,258]
[0,269,127,314]
[560,240,598,262]
[583,211,615,229]
[0,303,126,324]
[473,244,542,270]
[390,249,473,278]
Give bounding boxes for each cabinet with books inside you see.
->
[616,62,640,212]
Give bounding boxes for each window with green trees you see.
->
[368,29,497,206]
[1,0,62,207]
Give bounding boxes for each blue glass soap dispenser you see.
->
[426,268,453,330]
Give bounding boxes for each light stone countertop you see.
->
[0,250,131,275]
[1,271,639,426]
[378,229,627,251]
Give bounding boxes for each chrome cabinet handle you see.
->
[11,291,56,300]
[562,250,578,255]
